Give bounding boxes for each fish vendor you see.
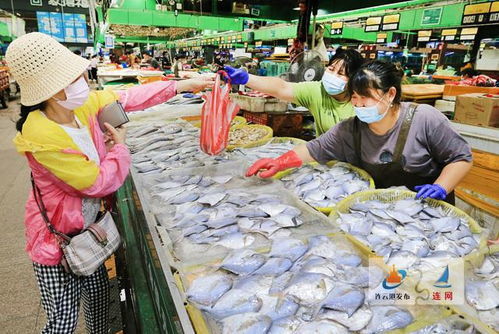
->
[224,48,365,136]
[245,60,473,204]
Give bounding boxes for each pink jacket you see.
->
[16,80,177,265]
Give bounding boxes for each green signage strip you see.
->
[421,7,442,25]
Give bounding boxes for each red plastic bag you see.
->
[200,71,240,155]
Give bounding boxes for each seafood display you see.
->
[281,163,371,209]
[126,121,230,173]
[123,108,493,334]
[145,168,335,264]
[185,235,420,334]
[229,140,296,163]
[336,197,481,270]
[229,125,271,146]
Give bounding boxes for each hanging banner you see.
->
[365,16,382,32]
[382,14,400,31]
[417,30,432,42]
[421,7,442,25]
[376,33,387,43]
[462,2,491,25]
[330,21,343,35]
[105,35,114,49]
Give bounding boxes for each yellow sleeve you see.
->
[79,89,119,120]
[33,150,100,191]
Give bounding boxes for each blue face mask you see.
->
[321,71,347,95]
[354,97,390,124]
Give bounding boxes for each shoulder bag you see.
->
[31,174,121,276]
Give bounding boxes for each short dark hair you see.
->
[461,68,478,77]
[348,60,404,106]
[328,48,364,78]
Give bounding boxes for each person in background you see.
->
[461,68,478,80]
[225,48,365,136]
[142,51,161,70]
[173,55,185,77]
[7,32,213,334]
[246,60,472,204]
[89,55,99,83]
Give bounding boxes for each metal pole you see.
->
[311,13,317,49]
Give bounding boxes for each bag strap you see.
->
[30,174,71,244]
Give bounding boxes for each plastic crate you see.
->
[242,110,269,125]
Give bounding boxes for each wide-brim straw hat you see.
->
[5,32,90,106]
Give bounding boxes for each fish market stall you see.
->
[113,102,497,334]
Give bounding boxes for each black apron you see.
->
[353,103,455,204]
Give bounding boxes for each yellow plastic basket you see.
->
[276,161,375,215]
[230,115,247,127]
[226,124,273,151]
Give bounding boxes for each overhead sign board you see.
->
[441,28,458,41]
[462,2,494,25]
[421,7,442,25]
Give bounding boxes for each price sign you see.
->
[382,14,400,31]
[417,30,432,42]
[365,17,382,32]
[330,21,343,35]
[376,33,387,43]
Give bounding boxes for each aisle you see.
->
[0,103,88,333]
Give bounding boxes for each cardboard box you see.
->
[454,93,499,127]
[443,85,499,100]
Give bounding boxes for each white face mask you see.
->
[53,76,89,110]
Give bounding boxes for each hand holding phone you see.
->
[98,101,129,132]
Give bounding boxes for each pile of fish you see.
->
[281,163,370,208]
[126,122,229,174]
[150,173,313,254]
[337,198,480,270]
[465,254,499,331]
[229,140,296,163]
[229,126,269,146]
[186,235,418,334]
[412,315,479,334]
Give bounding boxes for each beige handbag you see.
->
[31,175,121,276]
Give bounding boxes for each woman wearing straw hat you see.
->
[7,32,212,333]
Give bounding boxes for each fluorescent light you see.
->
[293,7,300,10]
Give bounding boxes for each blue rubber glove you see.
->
[224,66,249,85]
[415,184,447,200]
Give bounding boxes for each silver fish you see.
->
[296,320,349,334]
[214,232,255,249]
[269,238,308,261]
[253,257,293,276]
[319,306,373,331]
[186,272,232,306]
[284,272,334,305]
[360,306,413,334]
[209,290,262,319]
[268,316,303,334]
[465,279,499,310]
[222,313,272,334]
[322,283,365,316]
[221,249,266,275]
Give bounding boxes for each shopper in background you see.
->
[142,51,161,70]
[89,54,99,82]
[224,48,364,136]
[246,60,472,203]
[7,32,213,334]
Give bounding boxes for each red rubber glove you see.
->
[245,150,303,178]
